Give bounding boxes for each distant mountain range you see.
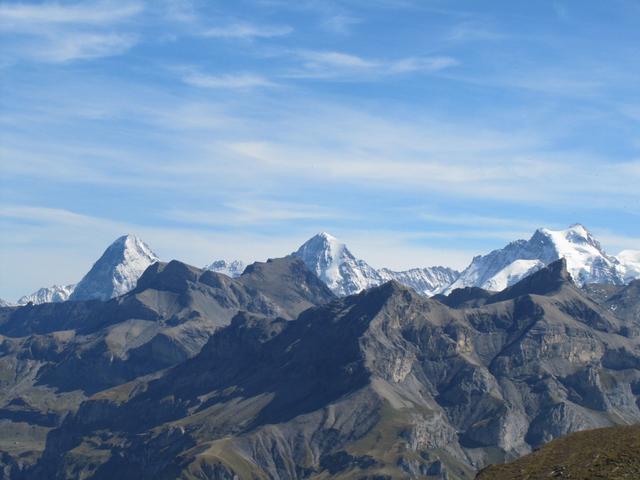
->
[2,257,638,479]
[9,225,640,306]
[198,226,640,297]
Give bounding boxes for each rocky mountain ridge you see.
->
[0,256,334,477]
[11,258,639,479]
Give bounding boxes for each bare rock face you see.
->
[18,259,640,480]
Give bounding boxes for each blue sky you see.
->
[1,0,639,300]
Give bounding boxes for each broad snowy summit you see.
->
[446,224,628,293]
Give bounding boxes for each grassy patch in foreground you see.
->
[476,424,640,480]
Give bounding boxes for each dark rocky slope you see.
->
[584,279,640,336]
[0,257,334,477]
[28,259,640,479]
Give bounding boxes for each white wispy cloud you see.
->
[446,21,505,42]
[321,14,361,34]
[37,32,137,63]
[167,200,341,226]
[301,51,377,69]
[388,56,459,73]
[201,22,292,38]
[182,71,275,89]
[0,0,142,62]
[289,50,458,79]
[417,212,546,231]
[0,1,143,26]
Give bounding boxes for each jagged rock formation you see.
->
[293,232,458,296]
[70,234,159,301]
[447,224,631,293]
[24,259,640,479]
[17,284,75,305]
[0,257,334,477]
[379,265,459,296]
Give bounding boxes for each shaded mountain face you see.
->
[293,232,459,296]
[447,224,629,293]
[476,424,640,480]
[0,257,334,476]
[30,259,640,479]
[584,279,640,336]
[70,234,159,301]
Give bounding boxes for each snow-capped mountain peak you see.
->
[293,232,377,296]
[537,225,619,285]
[204,259,246,278]
[446,224,626,293]
[293,232,459,297]
[69,234,159,301]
